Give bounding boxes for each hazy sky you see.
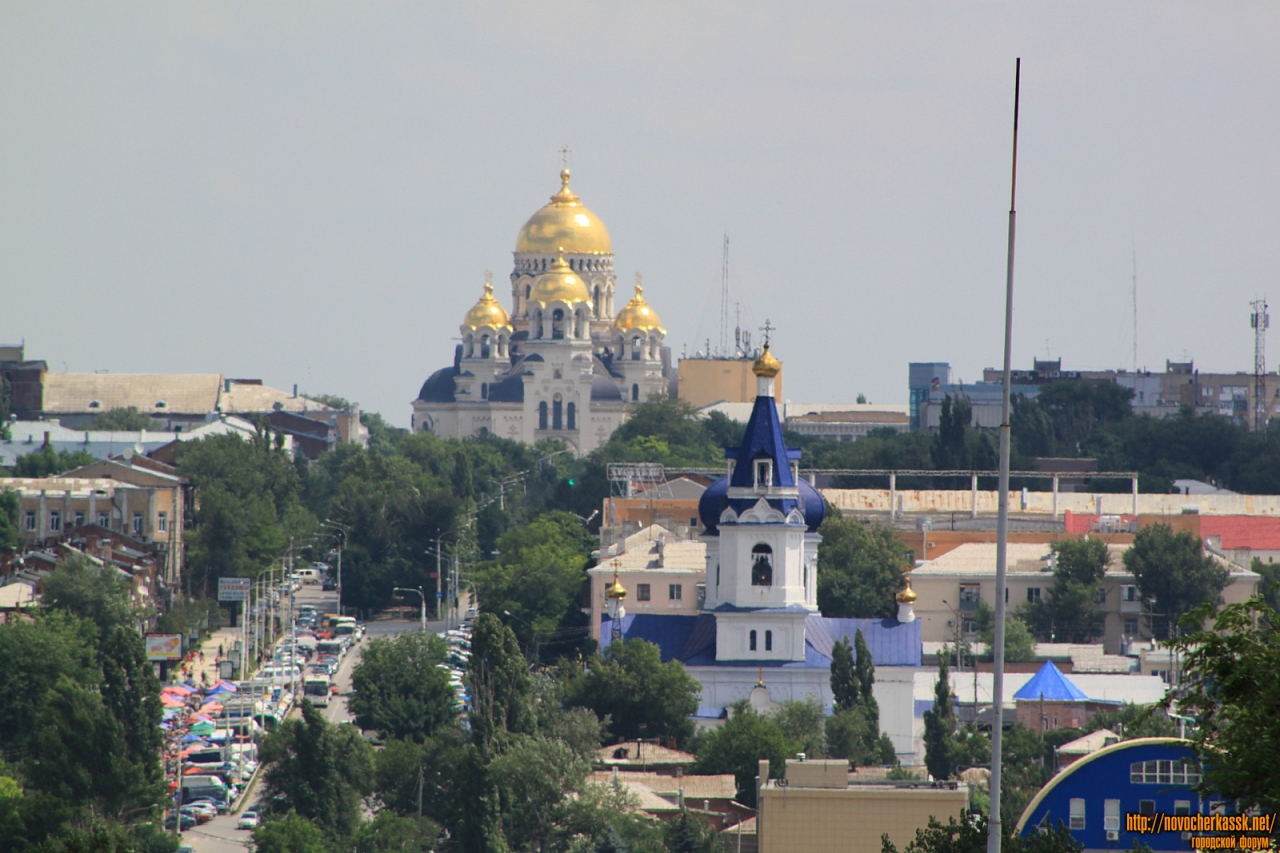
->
[3,3,1278,426]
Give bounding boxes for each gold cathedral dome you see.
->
[613,281,665,333]
[462,281,512,330]
[752,344,781,378]
[528,249,593,307]
[516,169,613,255]
[896,575,917,604]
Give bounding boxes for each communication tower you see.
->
[1251,298,1269,432]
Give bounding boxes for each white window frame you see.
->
[49,511,61,532]
[1104,799,1120,832]
[668,584,682,601]
[1069,798,1085,830]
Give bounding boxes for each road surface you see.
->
[183,585,431,853]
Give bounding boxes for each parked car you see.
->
[184,802,217,820]
[237,810,260,830]
[186,796,228,814]
[165,813,197,832]
[322,578,337,591]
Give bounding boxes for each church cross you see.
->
[760,318,775,347]
[559,144,572,169]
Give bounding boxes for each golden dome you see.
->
[614,281,665,333]
[529,249,593,307]
[606,562,627,600]
[516,169,613,255]
[896,577,917,604]
[462,281,512,330]
[752,344,781,378]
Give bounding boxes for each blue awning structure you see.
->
[1013,661,1089,701]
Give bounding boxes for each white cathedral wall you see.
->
[718,523,811,610]
[713,611,809,662]
[686,664,922,763]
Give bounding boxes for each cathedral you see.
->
[412,169,675,454]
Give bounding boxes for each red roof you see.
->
[1201,516,1280,551]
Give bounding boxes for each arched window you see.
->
[539,401,548,430]
[632,384,640,402]
[480,334,491,359]
[552,309,565,339]
[631,337,642,360]
[481,383,488,400]
[464,334,474,358]
[553,398,563,430]
[765,630,773,652]
[716,562,720,586]
[594,285,600,316]
[749,630,757,652]
[752,544,773,586]
[567,402,576,430]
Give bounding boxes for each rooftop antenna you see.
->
[988,57,1021,853]
[1251,298,1269,432]
[734,303,743,355]
[719,235,730,358]
[1132,245,1138,373]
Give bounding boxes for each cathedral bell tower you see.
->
[697,345,825,663]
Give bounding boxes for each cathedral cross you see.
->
[760,318,775,347]
[559,144,572,169]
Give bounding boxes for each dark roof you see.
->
[591,375,622,401]
[417,366,458,403]
[727,394,801,488]
[487,372,525,403]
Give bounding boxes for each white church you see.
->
[602,349,925,760]
[412,169,675,455]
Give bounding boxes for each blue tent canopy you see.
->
[1013,661,1089,701]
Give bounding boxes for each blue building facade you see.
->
[1018,738,1211,852]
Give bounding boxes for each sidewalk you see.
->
[172,624,253,688]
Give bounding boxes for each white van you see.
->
[293,568,321,585]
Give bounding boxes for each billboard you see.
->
[218,577,251,602]
[145,633,184,661]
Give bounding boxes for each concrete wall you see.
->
[824,487,1280,517]
[678,358,783,407]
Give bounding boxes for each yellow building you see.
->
[678,357,783,407]
[757,758,969,853]
[587,524,706,642]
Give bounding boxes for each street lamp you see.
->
[321,520,348,617]
[394,587,427,634]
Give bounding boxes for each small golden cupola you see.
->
[752,344,782,378]
[462,281,512,331]
[516,169,613,255]
[528,249,593,308]
[613,281,665,334]
[896,578,918,604]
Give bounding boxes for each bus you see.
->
[304,677,331,708]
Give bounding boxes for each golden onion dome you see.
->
[516,169,613,255]
[606,562,627,600]
[896,577,917,604]
[614,281,665,333]
[752,344,781,378]
[529,249,593,307]
[462,281,512,330]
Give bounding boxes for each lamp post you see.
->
[394,587,427,634]
[321,520,347,617]
[425,540,452,623]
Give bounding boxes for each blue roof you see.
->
[726,394,801,489]
[1013,661,1089,701]
[602,612,921,668]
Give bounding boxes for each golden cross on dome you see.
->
[484,270,493,286]
[559,144,572,169]
[635,272,643,289]
[760,318,775,347]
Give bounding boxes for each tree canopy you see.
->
[349,631,456,742]
[1124,523,1230,639]
[563,639,700,747]
[817,509,908,619]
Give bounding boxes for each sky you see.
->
[3,3,1278,426]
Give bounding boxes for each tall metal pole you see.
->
[988,57,1021,853]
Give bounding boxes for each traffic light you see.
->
[566,478,576,486]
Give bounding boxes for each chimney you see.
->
[293,384,298,398]
[42,431,50,448]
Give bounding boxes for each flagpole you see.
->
[987,56,1021,853]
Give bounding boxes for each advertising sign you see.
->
[144,633,184,661]
[218,577,251,602]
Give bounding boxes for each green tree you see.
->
[932,395,972,469]
[251,814,329,853]
[692,704,793,806]
[488,735,590,852]
[817,511,909,619]
[1124,523,1230,640]
[663,810,722,853]
[471,512,593,661]
[349,632,455,743]
[854,629,878,725]
[0,614,97,759]
[824,707,872,763]
[9,447,97,478]
[563,639,700,747]
[40,555,139,637]
[1020,539,1110,644]
[880,812,1082,853]
[91,407,154,431]
[1035,380,1133,451]
[0,491,17,551]
[450,746,508,853]
[1084,703,1177,740]
[973,601,1037,662]
[259,702,375,838]
[468,614,535,753]
[352,812,439,853]
[922,659,955,781]
[772,698,826,759]
[1166,596,1280,812]
[830,637,859,712]
[373,732,465,822]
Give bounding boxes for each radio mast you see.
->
[718,235,730,357]
[1252,298,1269,432]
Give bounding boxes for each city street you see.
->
[182,583,435,853]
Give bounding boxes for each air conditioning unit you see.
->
[1107,831,1119,841]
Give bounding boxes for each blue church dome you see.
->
[798,478,825,531]
[699,475,825,534]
